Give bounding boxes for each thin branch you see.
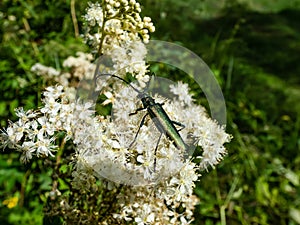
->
[71,0,79,37]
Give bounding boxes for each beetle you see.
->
[97,73,189,170]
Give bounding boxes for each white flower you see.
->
[6,119,31,144]
[31,63,60,77]
[82,0,155,52]
[134,204,155,225]
[170,81,193,106]
[35,137,56,157]
[20,141,36,163]
[14,108,38,123]
[43,85,64,99]
[62,52,95,80]
[83,2,104,27]
[41,97,61,116]
[102,91,115,105]
[37,116,55,139]
[136,152,154,180]
[107,41,148,80]
[169,163,198,201]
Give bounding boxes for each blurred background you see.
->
[0,0,299,224]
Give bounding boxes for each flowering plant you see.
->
[1,1,231,224]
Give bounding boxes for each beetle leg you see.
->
[172,120,186,132]
[129,107,146,116]
[128,113,148,149]
[153,132,163,172]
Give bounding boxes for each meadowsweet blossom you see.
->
[83,2,103,27]
[62,52,95,80]
[100,68,229,212]
[0,1,232,224]
[72,76,230,222]
[82,0,155,52]
[107,41,149,82]
[31,63,60,77]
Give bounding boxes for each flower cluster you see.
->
[1,1,231,224]
[31,52,97,101]
[0,82,206,223]
[107,41,149,86]
[82,1,154,88]
[90,78,230,187]
[83,0,155,53]
[0,86,95,164]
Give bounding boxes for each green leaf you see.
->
[289,208,300,224]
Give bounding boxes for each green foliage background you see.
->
[0,0,299,224]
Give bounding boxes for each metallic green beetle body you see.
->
[139,94,188,153]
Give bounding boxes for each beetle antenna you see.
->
[97,73,143,94]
